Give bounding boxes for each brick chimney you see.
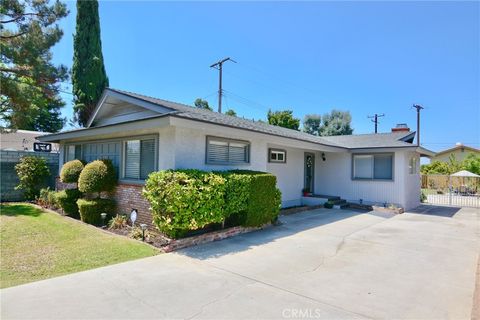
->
[391,123,410,132]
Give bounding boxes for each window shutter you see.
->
[229,142,248,163]
[207,140,229,163]
[125,140,140,179]
[140,139,155,179]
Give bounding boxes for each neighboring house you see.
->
[431,143,480,163]
[0,129,59,152]
[38,88,434,223]
[0,130,59,201]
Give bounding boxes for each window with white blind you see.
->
[206,136,250,165]
[353,154,393,180]
[124,138,156,180]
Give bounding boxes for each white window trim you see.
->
[352,153,395,181]
[205,136,250,165]
[268,148,287,163]
[120,135,158,182]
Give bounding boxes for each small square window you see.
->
[269,149,286,163]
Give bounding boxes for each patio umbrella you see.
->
[450,170,480,195]
[450,170,480,177]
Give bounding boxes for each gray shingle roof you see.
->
[321,131,416,149]
[109,89,417,150]
[39,88,418,150]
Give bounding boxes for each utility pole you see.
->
[367,113,385,133]
[210,57,236,113]
[413,104,424,146]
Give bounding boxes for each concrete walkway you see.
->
[2,206,479,319]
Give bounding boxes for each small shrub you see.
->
[37,188,59,209]
[227,170,282,227]
[15,156,50,200]
[108,214,128,230]
[420,190,427,203]
[143,170,226,238]
[78,159,117,194]
[129,226,151,241]
[77,198,116,226]
[324,201,334,209]
[143,169,281,238]
[56,189,83,218]
[60,160,84,183]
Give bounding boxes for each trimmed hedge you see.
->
[77,198,116,226]
[143,169,281,238]
[78,159,116,194]
[56,189,83,218]
[60,160,84,183]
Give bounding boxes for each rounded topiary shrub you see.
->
[78,159,117,194]
[60,160,84,183]
[56,189,83,218]
[77,198,116,226]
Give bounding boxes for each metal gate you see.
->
[421,174,480,208]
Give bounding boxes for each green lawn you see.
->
[0,203,159,288]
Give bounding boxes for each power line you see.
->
[222,89,270,112]
[210,57,236,113]
[367,113,385,133]
[413,104,424,147]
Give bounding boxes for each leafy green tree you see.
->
[15,156,50,200]
[420,161,450,175]
[225,109,237,116]
[1,0,68,132]
[319,110,353,136]
[303,114,321,135]
[267,109,300,130]
[194,98,212,111]
[461,153,480,175]
[72,0,109,127]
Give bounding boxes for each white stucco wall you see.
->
[173,126,269,172]
[403,151,421,210]
[314,150,419,209]
[266,146,306,207]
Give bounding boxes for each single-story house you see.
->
[431,143,479,163]
[38,88,434,224]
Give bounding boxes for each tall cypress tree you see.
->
[72,0,109,127]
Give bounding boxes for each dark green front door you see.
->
[304,153,315,193]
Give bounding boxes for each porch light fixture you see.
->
[140,223,147,241]
[100,213,107,228]
[130,209,138,226]
[321,153,326,161]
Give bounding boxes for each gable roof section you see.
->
[40,88,423,151]
[434,145,480,156]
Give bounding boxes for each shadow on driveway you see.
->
[409,204,462,218]
[177,209,371,260]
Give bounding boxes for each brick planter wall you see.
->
[113,183,152,226]
[56,179,153,227]
[162,225,270,252]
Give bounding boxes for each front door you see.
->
[304,153,315,193]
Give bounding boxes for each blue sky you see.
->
[52,1,479,152]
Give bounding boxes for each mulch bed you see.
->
[38,201,327,252]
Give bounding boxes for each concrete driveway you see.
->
[2,206,479,319]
